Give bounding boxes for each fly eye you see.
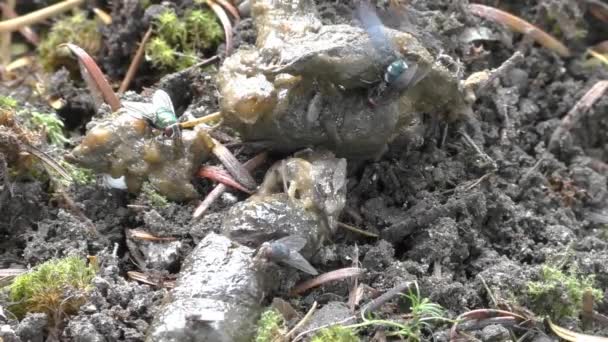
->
[163,127,174,137]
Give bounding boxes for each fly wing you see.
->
[282,251,319,275]
[122,101,156,121]
[274,235,307,252]
[391,61,430,92]
[152,89,175,116]
[355,1,395,56]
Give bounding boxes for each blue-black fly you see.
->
[355,1,429,104]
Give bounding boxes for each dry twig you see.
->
[337,222,379,238]
[202,135,257,190]
[127,229,177,242]
[215,0,240,23]
[585,0,608,22]
[119,27,153,94]
[199,165,253,193]
[548,80,608,154]
[0,4,39,46]
[284,302,318,341]
[62,43,121,112]
[0,0,15,66]
[450,309,528,341]
[180,111,221,129]
[193,152,267,219]
[0,0,84,33]
[207,0,234,55]
[468,4,571,57]
[290,267,364,295]
[92,8,112,25]
[362,281,413,316]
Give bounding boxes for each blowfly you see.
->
[256,235,318,276]
[355,0,429,103]
[123,89,181,139]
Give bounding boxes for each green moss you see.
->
[30,111,69,146]
[0,96,17,110]
[146,37,177,69]
[527,265,603,318]
[342,283,449,340]
[146,7,222,71]
[185,9,223,50]
[60,161,95,185]
[142,182,169,208]
[156,9,186,47]
[8,256,96,320]
[38,11,101,72]
[311,326,360,342]
[254,309,285,342]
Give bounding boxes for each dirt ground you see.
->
[1,0,608,341]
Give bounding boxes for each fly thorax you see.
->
[155,109,178,129]
[384,59,408,84]
[268,242,291,261]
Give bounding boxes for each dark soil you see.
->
[1,0,608,341]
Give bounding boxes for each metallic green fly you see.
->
[356,1,429,104]
[123,89,181,139]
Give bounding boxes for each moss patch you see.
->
[8,256,96,322]
[146,7,222,71]
[254,309,285,342]
[526,265,603,318]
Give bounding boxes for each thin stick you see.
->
[62,43,121,112]
[460,130,497,171]
[476,51,524,97]
[0,0,15,65]
[468,4,571,57]
[586,0,608,22]
[215,0,240,23]
[173,55,219,75]
[207,0,233,55]
[548,80,608,153]
[462,172,492,192]
[337,222,379,238]
[209,137,257,190]
[119,27,153,94]
[362,281,413,316]
[0,0,85,33]
[292,315,357,341]
[588,48,608,67]
[192,183,226,219]
[199,165,253,193]
[284,302,317,341]
[128,229,176,242]
[0,4,39,46]
[22,144,71,181]
[290,267,364,296]
[179,112,221,128]
[478,276,498,307]
[450,309,527,340]
[192,152,267,219]
[92,8,112,25]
